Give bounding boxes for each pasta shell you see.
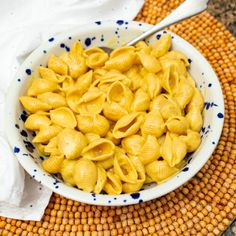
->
[70,41,83,57]
[161,133,187,167]
[50,107,77,128]
[137,51,162,73]
[125,66,144,91]
[82,138,115,161]
[122,155,145,193]
[144,176,155,184]
[97,157,114,170]
[27,78,59,96]
[150,94,182,120]
[180,129,201,152]
[42,154,64,174]
[48,54,68,75]
[107,81,133,111]
[121,135,144,156]
[39,67,65,83]
[61,75,74,92]
[76,114,110,137]
[160,67,179,95]
[160,57,187,79]
[105,47,136,72]
[44,137,58,154]
[113,112,144,139]
[131,89,150,112]
[77,88,105,114]
[145,73,162,99]
[185,72,196,88]
[93,68,107,82]
[186,87,204,112]
[74,158,97,192]
[135,41,152,54]
[32,125,62,143]
[96,71,131,92]
[94,166,107,194]
[103,102,128,121]
[157,135,165,146]
[141,110,165,137]
[35,143,49,156]
[174,76,194,109]
[38,92,66,108]
[138,135,160,165]
[66,89,82,113]
[25,114,51,131]
[61,51,88,79]
[186,107,203,132]
[103,171,122,195]
[60,159,77,186]
[57,128,88,159]
[105,131,121,145]
[145,160,178,184]
[151,34,172,58]
[74,70,93,95]
[114,149,138,183]
[166,116,189,135]
[85,133,100,143]
[161,50,190,67]
[84,48,109,69]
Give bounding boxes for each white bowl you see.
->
[5,20,224,206]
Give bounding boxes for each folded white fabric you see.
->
[0,0,144,221]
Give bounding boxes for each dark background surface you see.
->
[208,0,235,36]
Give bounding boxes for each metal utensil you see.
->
[100,0,209,54]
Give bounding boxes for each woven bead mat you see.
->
[1,0,236,235]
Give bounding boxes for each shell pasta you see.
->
[19,34,204,194]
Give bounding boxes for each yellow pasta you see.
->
[77,114,110,137]
[50,107,77,128]
[114,148,138,183]
[105,46,136,72]
[138,135,160,165]
[137,51,162,73]
[19,96,52,113]
[20,34,204,194]
[60,159,77,186]
[103,171,122,195]
[84,48,109,69]
[73,158,97,192]
[27,78,59,96]
[57,128,87,159]
[141,110,165,137]
[151,34,171,58]
[77,87,105,114]
[60,42,88,78]
[131,89,150,112]
[113,112,144,139]
[48,54,68,75]
[42,154,64,174]
[161,132,187,167]
[94,166,107,194]
[145,160,178,184]
[25,114,51,131]
[121,134,144,156]
[32,125,62,143]
[38,92,66,109]
[82,138,115,161]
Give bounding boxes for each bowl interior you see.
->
[5,20,224,205]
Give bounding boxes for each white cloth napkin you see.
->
[0,0,144,221]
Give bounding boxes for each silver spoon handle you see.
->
[127,0,209,46]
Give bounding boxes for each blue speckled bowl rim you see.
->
[5,20,224,206]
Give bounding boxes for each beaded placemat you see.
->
[1,0,235,235]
